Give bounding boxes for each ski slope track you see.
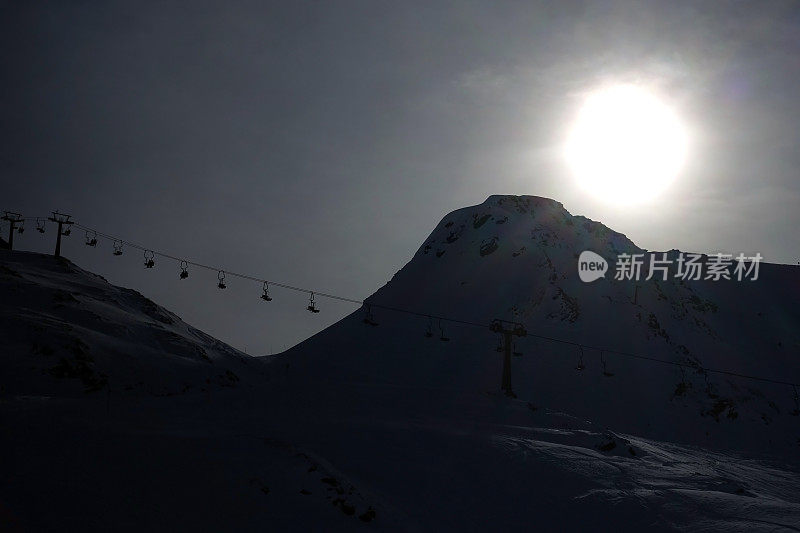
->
[2,195,800,531]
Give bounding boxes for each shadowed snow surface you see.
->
[2,196,800,531]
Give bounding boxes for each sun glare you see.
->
[565,84,687,205]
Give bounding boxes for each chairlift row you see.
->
[100,242,312,310]
[425,317,449,341]
[572,345,614,376]
[576,348,795,414]
[19,217,80,237]
[494,334,523,356]
[16,217,96,250]
[177,260,277,305]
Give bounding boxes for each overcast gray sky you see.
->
[2,1,799,353]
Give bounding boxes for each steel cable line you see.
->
[6,214,797,389]
[74,223,488,325]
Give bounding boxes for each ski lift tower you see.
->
[1,211,24,250]
[490,319,527,398]
[47,211,74,258]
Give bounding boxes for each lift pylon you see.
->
[489,319,527,397]
[47,211,74,258]
[1,212,24,250]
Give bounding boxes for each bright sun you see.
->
[565,84,687,204]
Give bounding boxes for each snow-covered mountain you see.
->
[252,196,800,531]
[3,197,800,531]
[276,195,800,456]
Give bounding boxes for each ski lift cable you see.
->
[81,223,487,329]
[76,221,488,326]
[75,222,366,303]
[67,221,799,388]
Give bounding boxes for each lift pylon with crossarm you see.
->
[489,319,527,397]
[1,211,24,251]
[47,211,74,258]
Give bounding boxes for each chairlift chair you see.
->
[513,342,523,357]
[36,218,45,233]
[113,241,124,256]
[217,271,227,289]
[575,346,586,371]
[362,305,378,326]
[425,317,433,338]
[307,293,320,313]
[704,373,714,395]
[85,230,98,247]
[600,351,614,377]
[260,281,272,301]
[143,250,155,268]
[439,319,450,342]
[180,261,189,279]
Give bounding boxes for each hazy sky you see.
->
[2,1,799,353]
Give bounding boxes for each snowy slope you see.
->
[0,250,261,397]
[3,200,800,531]
[0,250,390,531]
[247,195,800,530]
[256,382,800,531]
[275,195,800,457]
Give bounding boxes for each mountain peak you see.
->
[416,194,641,265]
[482,194,565,210]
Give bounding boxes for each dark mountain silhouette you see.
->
[3,197,799,531]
